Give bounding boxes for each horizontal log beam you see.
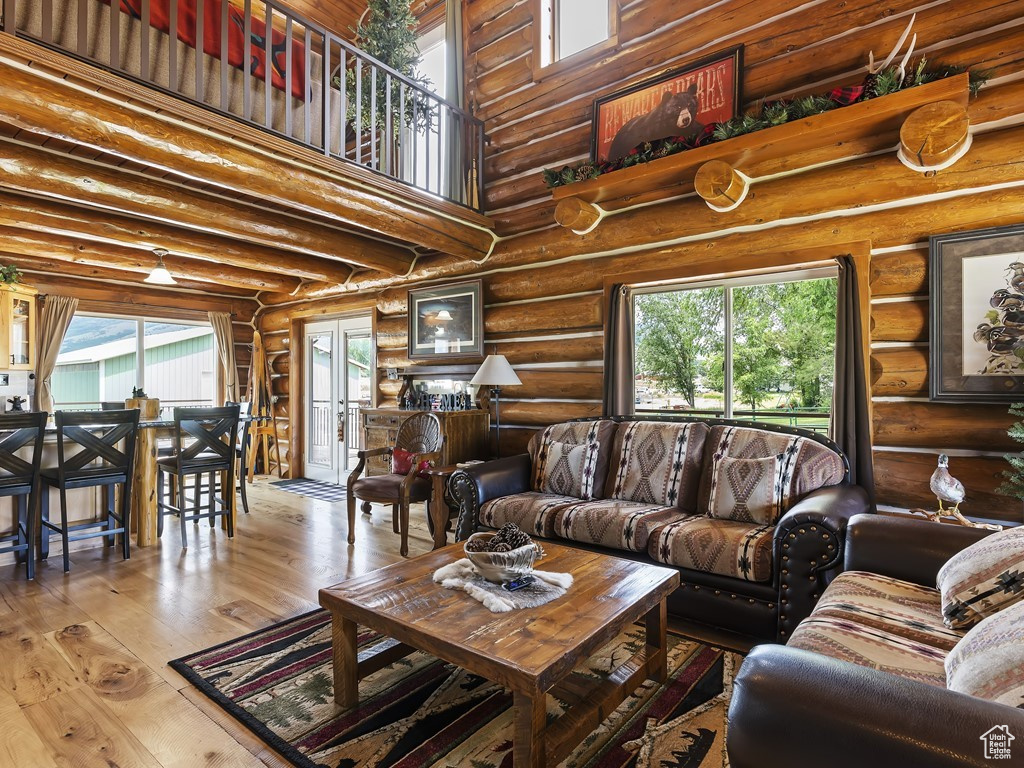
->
[0,225,288,292]
[28,274,257,321]
[871,301,927,343]
[869,249,928,297]
[498,400,603,427]
[0,140,386,282]
[0,190,343,285]
[0,53,491,266]
[258,123,1024,306]
[486,295,603,336]
[3,256,256,298]
[873,401,1016,453]
[870,347,929,398]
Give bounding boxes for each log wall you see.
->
[259,0,1024,523]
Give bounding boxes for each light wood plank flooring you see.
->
[0,480,426,767]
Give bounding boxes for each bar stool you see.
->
[40,409,140,573]
[157,405,240,548]
[0,412,46,580]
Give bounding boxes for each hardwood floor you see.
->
[0,480,425,767]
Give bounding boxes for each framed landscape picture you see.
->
[591,46,743,164]
[930,224,1024,402]
[407,280,484,361]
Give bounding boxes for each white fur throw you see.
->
[432,558,573,613]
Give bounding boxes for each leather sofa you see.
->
[728,514,1024,768]
[448,416,871,648]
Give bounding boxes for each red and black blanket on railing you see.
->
[101,0,307,100]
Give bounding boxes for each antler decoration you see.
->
[867,13,918,80]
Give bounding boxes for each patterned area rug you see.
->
[270,478,347,502]
[170,609,739,768]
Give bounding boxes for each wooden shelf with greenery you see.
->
[551,74,970,229]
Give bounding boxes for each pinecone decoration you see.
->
[465,537,490,553]
[490,542,512,552]
[492,522,532,550]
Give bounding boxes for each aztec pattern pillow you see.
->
[946,598,1024,707]
[530,420,617,496]
[604,421,708,510]
[937,526,1024,629]
[537,440,600,500]
[707,454,787,525]
[697,425,845,514]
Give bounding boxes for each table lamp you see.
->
[470,354,521,456]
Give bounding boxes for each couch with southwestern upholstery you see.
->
[728,514,1024,768]
[449,416,871,647]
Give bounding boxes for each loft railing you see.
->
[2,0,484,211]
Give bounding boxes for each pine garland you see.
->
[543,60,989,189]
[998,402,1024,501]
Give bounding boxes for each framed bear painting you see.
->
[591,46,743,164]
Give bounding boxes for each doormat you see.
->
[170,609,739,768]
[269,478,347,503]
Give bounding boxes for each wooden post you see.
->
[132,427,159,547]
[694,160,748,210]
[898,100,971,170]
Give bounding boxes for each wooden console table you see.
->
[359,408,489,476]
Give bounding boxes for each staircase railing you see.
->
[1,0,484,211]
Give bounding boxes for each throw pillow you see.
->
[539,440,600,500]
[945,598,1024,707]
[937,525,1024,629]
[706,454,786,525]
[392,448,431,478]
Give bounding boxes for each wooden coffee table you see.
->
[318,542,680,768]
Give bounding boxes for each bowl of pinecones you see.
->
[464,523,543,583]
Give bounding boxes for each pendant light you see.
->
[144,248,177,285]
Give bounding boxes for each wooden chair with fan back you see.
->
[347,412,443,557]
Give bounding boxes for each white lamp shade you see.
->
[470,354,522,387]
[144,265,177,285]
[144,249,177,285]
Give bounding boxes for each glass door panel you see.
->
[305,328,337,482]
[10,297,31,367]
[304,316,372,484]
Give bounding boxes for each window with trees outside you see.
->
[538,0,614,66]
[634,269,838,435]
[51,314,216,413]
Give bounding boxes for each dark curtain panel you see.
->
[603,285,635,416]
[835,256,876,507]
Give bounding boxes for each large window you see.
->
[52,314,216,411]
[538,0,614,67]
[634,270,838,434]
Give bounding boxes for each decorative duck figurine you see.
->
[930,454,964,514]
[926,454,1001,530]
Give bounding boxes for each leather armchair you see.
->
[728,514,1023,768]
[729,644,1024,768]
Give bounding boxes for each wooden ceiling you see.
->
[0,2,481,307]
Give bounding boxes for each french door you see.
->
[303,317,373,484]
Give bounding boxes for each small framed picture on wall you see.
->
[930,223,1024,402]
[407,280,484,361]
